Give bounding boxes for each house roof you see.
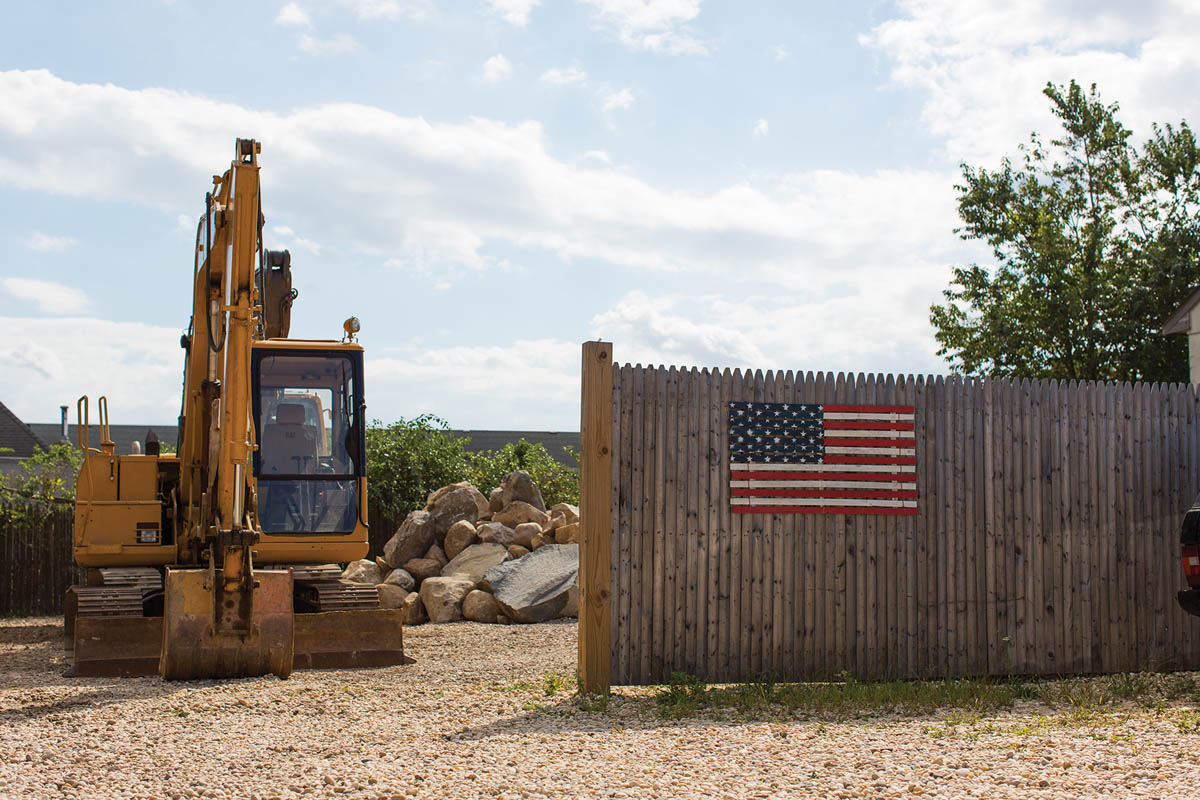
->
[1162,286,1200,336]
[21,422,581,465]
[0,401,50,458]
[29,424,179,456]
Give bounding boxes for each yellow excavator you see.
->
[65,138,407,679]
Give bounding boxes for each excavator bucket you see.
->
[159,568,295,680]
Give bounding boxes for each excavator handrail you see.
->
[76,395,90,452]
[97,396,115,455]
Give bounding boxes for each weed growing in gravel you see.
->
[575,693,609,713]
[656,672,709,718]
[1176,710,1200,734]
[542,672,572,697]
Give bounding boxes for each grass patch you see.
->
[647,670,1200,721]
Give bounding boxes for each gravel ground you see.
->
[2,616,1200,800]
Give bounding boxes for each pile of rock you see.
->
[340,470,580,626]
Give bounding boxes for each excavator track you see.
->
[295,580,381,612]
[64,584,159,677]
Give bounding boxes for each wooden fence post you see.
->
[579,340,613,694]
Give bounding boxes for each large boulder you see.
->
[383,510,437,569]
[443,520,478,560]
[342,559,383,585]
[500,470,545,511]
[442,543,509,585]
[462,590,500,623]
[550,503,579,526]
[403,558,442,585]
[476,522,516,547]
[488,487,504,513]
[556,583,579,618]
[555,521,580,544]
[425,543,448,569]
[492,501,550,529]
[507,544,530,560]
[481,544,579,623]
[530,532,550,550]
[512,522,541,549]
[419,576,475,623]
[402,591,427,626]
[382,568,415,592]
[376,583,407,610]
[425,482,489,538]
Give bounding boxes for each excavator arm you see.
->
[162,139,293,679]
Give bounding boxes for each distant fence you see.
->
[0,498,80,617]
[576,342,1200,691]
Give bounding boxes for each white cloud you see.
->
[0,68,988,421]
[486,0,540,27]
[297,33,359,54]
[25,231,76,253]
[0,316,180,423]
[862,0,1200,165]
[771,44,788,62]
[275,2,313,27]
[2,278,88,314]
[368,339,579,428]
[431,281,451,291]
[0,70,971,291]
[540,64,588,86]
[581,0,708,55]
[582,149,612,164]
[591,288,944,376]
[482,54,514,83]
[602,87,635,112]
[753,118,769,137]
[338,0,430,20]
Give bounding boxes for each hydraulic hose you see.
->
[202,191,227,353]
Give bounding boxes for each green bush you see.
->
[3,443,83,502]
[467,439,579,507]
[364,418,580,521]
[364,415,472,521]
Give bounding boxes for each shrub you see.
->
[364,415,472,521]
[467,439,579,507]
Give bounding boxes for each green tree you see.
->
[931,80,1200,381]
[3,443,84,502]
[364,414,472,521]
[467,439,580,507]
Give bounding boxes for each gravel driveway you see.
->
[2,616,1199,799]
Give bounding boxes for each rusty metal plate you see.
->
[159,568,295,680]
[70,616,162,677]
[293,609,411,670]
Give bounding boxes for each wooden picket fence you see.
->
[576,343,1200,691]
[0,498,80,617]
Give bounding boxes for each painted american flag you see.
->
[728,401,918,516]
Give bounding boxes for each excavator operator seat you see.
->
[261,402,318,474]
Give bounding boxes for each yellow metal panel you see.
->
[77,453,118,502]
[74,500,171,566]
[118,456,158,501]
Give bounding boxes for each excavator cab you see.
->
[253,347,365,536]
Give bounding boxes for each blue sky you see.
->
[1,0,1198,429]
